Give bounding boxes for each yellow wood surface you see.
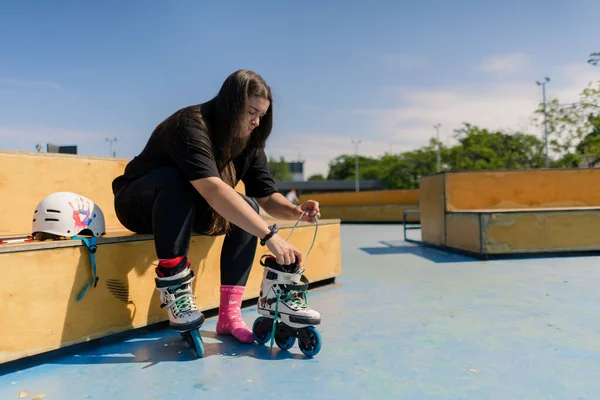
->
[445,213,481,254]
[0,222,341,364]
[0,150,247,236]
[0,151,129,235]
[482,210,600,254]
[444,169,600,211]
[300,189,419,207]
[419,174,446,246]
[318,205,420,222]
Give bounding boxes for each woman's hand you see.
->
[295,200,321,222]
[266,234,303,265]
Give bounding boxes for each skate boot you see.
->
[252,254,322,357]
[155,257,205,357]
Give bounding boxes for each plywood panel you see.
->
[0,151,129,235]
[419,174,446,246]
[301,189,419,207]
[0,150,246,236]
[482,210,600,254]
[0,222,341,363]
[444,169,600,211]
[318,205,420,222]
[445,213,481,254]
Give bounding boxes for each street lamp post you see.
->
[351,140,361,192]
[105,137,117,158]
[433,123,441,172]
[536,77,550,168]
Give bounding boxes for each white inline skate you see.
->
[155,260,205,357]
[252,214,322,357]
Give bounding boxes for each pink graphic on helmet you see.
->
[69,196,92,231]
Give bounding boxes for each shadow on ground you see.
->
[0,321,312,376]
[359,240,479,263]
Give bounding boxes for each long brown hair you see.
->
[152,70,274,235]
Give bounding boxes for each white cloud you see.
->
[480,53,532,73]
[357,62,599,146]
[0,78,61,89]
[272,62,599,178]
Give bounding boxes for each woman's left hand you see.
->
[296,200,321,222]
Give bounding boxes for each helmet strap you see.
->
[72,236,99,301]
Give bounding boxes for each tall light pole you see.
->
[433,123,441,172]
[536,77,550,168]
[105,137,117,158]
[351,140,361,192]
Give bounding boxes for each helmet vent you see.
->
[47,209,61,213]
[45,218,59,222]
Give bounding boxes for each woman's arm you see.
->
[255,192,300,220]
[256,193,321,222]
[192,177,272,238]
[191,177,303,265]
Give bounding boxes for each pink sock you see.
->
[216,285,254,344]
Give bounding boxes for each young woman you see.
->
[111,70,320,346]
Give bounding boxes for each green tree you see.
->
[574,114,600,166]
[446,124,545,170]
[268,156,292,181]
[533,80,600,166]
[307,174,325,181]
[589,52,600,66]
[326,155,378,180]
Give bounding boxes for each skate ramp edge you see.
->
[417,170,600,258]
[299,190,420,223]
[0,150,342,364]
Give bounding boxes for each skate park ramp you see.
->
[415,169,600,258]
[299,189,420,223]
[2,224,600,399]
[0,150,341,364]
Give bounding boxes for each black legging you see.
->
[113,167,258,286]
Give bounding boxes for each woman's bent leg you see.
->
[114,167,204,332]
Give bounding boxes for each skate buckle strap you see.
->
[73,236,99,302]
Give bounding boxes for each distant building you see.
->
[288,161,304,181]
[46,144,78,155]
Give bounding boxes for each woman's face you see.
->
[241,96,270,138]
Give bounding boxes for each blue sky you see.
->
[1,0,599,177]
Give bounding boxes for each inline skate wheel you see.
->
[298,326,321,357]
[252,316,272,345]
[181,332,193,348]
[189,329,204,358]
[275,331,296,350]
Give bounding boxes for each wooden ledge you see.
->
[447,206,600,214]
[0,218,340,254]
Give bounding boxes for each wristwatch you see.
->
[260,224,279,246]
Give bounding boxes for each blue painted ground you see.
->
[2,224,600,399]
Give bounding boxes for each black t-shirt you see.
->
[112,112,278,200]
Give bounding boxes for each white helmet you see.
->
[32,192,106,239]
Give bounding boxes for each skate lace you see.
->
[284,290,307,309]
[167,285,198,317]
[269,287,309,350]
[268,212,318,350]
